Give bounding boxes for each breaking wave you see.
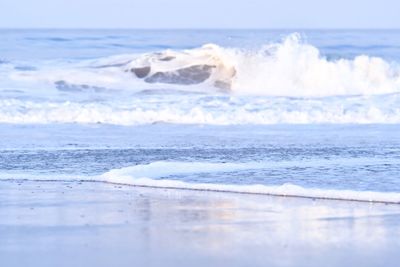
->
[4,33,400,97]
[2,34,400,125]
[2,93,400,125]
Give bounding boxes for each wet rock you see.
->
[145,65,214,85]
[131,66,151,78]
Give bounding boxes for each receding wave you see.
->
[99,161,400,204]
[2,161,400,204]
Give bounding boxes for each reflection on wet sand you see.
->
[1,180,400,267]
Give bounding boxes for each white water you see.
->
[231,34,400,96]
[99,161,400,203]
[4,34,400,97]
[2,160,400,203]
[2,34,400,125]
[2,93,400,125]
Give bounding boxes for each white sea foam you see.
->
[231,34,400,96]
[1,94,400,125]
[2,161,400,203]
[121,34,400,96]
[101,161,258,178]
[4,34,400,97]
[99,161,400,204]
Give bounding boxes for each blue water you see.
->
[1,29,400,201]
[2,29,400,61]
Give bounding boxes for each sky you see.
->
[1,0,400,29]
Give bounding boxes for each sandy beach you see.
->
[1,180,400,267]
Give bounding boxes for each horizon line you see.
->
[1,27,400,31]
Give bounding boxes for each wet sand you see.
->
[1,180,400,267]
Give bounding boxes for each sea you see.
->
[1,29,400,203]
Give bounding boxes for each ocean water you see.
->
[1,29,400,203]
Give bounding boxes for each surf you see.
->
[117,34,400,97]
[99,161,400,204]
[2,161,400,204]
[2,33,400,125]
[3,33,400,97]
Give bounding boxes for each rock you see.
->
[131,66,151,78]
[144,65,214,85]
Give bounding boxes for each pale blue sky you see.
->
[1,0,399,29]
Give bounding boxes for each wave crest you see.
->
[6,34,400,97]
[120,33,400,96]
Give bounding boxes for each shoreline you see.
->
[2,178,400,205]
